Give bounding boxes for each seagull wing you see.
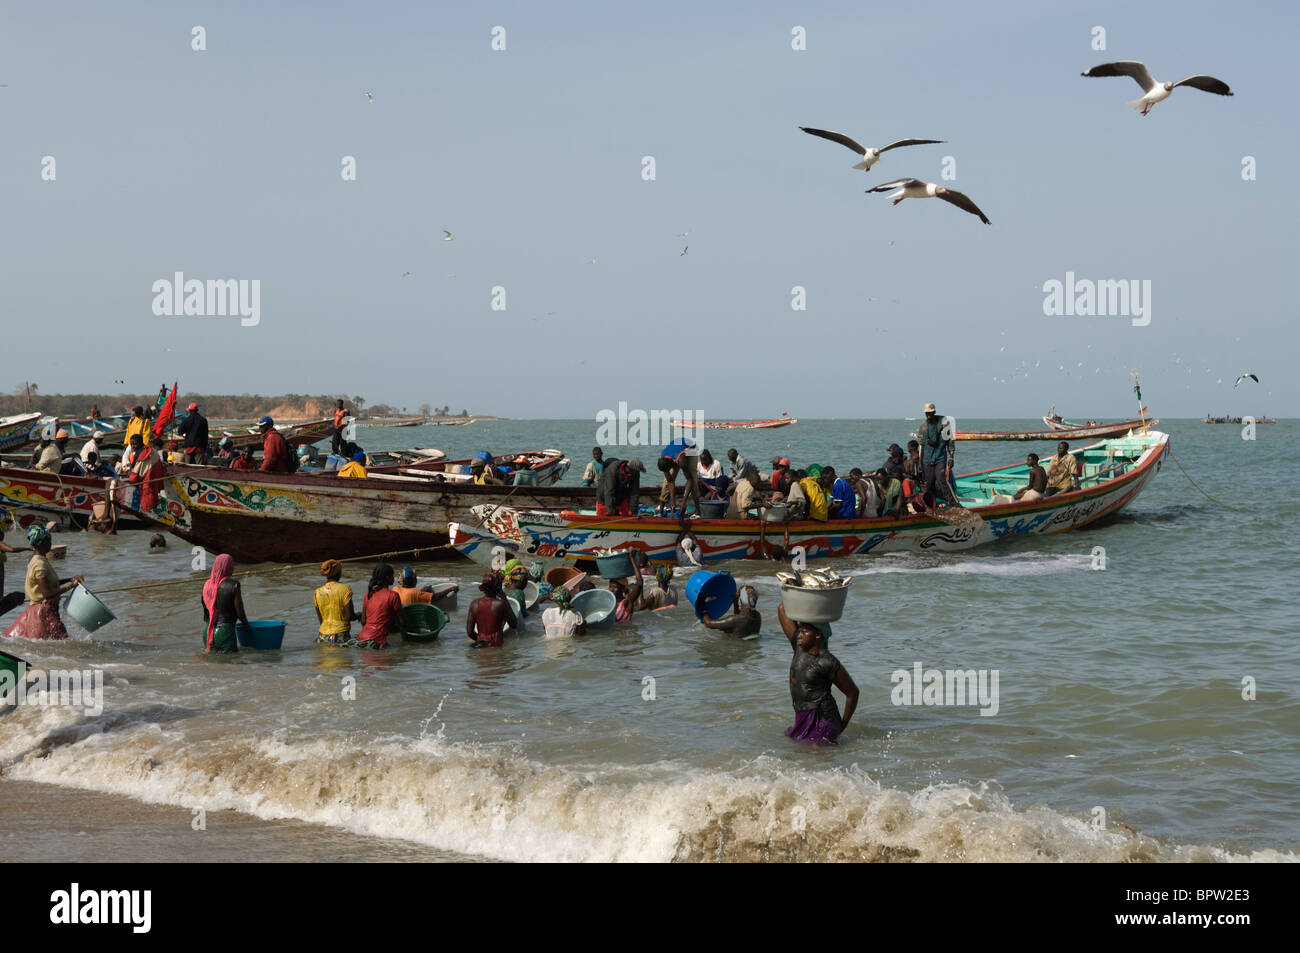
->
[799,126,867,156]
[1082,61,1157,93]
[865,178,923,193]
[1171,75,1233,96]
[937,189,991,224]
[877,138,946,153]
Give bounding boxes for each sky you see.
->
[2,0,1294,419]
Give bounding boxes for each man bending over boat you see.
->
[1044,442,1079,497]
[596,457,645,516]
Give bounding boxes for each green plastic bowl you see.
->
[401,603,448,642]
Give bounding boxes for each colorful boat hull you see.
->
[0,414,42,452]
[126,465,659,563]
[480,432,1170,564]
[957,418,1157,441]
[0,466,148,530]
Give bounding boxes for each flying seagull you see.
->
[799,127,944,172]
[443,230,453,241]
[865,178,990,224]
[365,91,374,103]
[1234,373,1259,388]
[1081,61,1233,115]
[680,245,688,256]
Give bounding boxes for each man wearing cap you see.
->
[259,416,290,473]
[920,402,959,509]
[125,405,150,447]
[469,458,503,485]
[769,457,791,493]
[79,429,105,464]
[177,402,209,464]
[595,457,644,516]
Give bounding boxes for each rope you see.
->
[92,541,459,594]
[1167,447,1241,512]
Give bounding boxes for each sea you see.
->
[2,419,1296,862]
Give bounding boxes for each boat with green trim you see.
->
[464,430,1170,564]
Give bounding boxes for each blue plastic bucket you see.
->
[64,583,116,632]
[684,570,737,621]
[571,588,617,628]
[595,552,635,579]
[235,620,286,650]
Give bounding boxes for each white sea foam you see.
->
[3,705,1292,863]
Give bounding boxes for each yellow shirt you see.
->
[25,553,59,604]
[1047,453,1078,492]
[314,581,353,636]
[125,416,150,446]
[337,461,367,478]
[799,477,829,521]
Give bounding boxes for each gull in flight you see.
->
[1081,61,1233,115]
[443,230,453,241]
[1234,373,1259,388]
[865,179,990,224]
[365,91,374,103]
[680,245,688,256]
[677,229,690,238]
[799,127,944,172]
[401,271,412,278]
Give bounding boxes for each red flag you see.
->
[152,382,178,440]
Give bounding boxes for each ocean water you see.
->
[1,419,1296,862]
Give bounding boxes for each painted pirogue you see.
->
[955,417,1158,441]
[120,465,660,563]
[455,430,1170,565]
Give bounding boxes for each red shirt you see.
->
[359,588,402,646]
[261,429,290,472]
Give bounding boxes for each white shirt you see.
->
[542,606,584,638]
[80,438,102,462]
[700,459,722,479]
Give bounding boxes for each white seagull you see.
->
[865,178,990,224]
[1081,61,1233,115]
[680,245,688,256]
[1234,373,1259,388]
[799,127,944,172]
[443,230,453,241]
[365,91,374,103]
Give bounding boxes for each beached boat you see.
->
[465,430,1170,565]
[0,466,150,530]
[956,417,1157,441]
[366,448,568,483]
[0,414,42,452]
[209,417,334,451]
[672,414,796,430]
[122,465,658,563]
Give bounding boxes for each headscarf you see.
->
[203,553,235,650]
[741,585,758,608]
[320,559,342,580]
[401,566,417,587]
[655,565,673,587]
[528,562,544,581]
[27,524,51,547]
[501,558,522,577]
[479,572,504,598]
[806,464,824,478]
[552,586,572,610]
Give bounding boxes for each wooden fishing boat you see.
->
[209,417,334,451]
[465,430,1170,565]
[0,466,150,530]
[672,414,796,430]
[1202,416,1275,424]
[366,448,568,483]
[0,413,42,452]
[956,418,1157,441]
[120,465,659,563]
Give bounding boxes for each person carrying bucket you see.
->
[610,550,647,622]
[777,602,859,745]
[4,525,84,640]
[699,585,761,636]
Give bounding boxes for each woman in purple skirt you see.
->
[778,602,859,745]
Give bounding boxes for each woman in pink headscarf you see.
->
[201,554,247,653]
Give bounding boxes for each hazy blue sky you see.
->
[3,1,1294,419]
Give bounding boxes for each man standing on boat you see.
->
[331,399,351,455]
[125,405,150,447]
[177,402,209,464]
[259,416,290,473]
[582,447,605,486]
[1044,442,1079,497]
[920,402,959,509]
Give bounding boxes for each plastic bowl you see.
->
[235,620,286,650]
[595,552,635,579]
[697,499,729,519]
[401,604,447,642]
[684,570,737,622]
[64,583,116,632]
[571,588,617,629]
[779,584,850,624]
